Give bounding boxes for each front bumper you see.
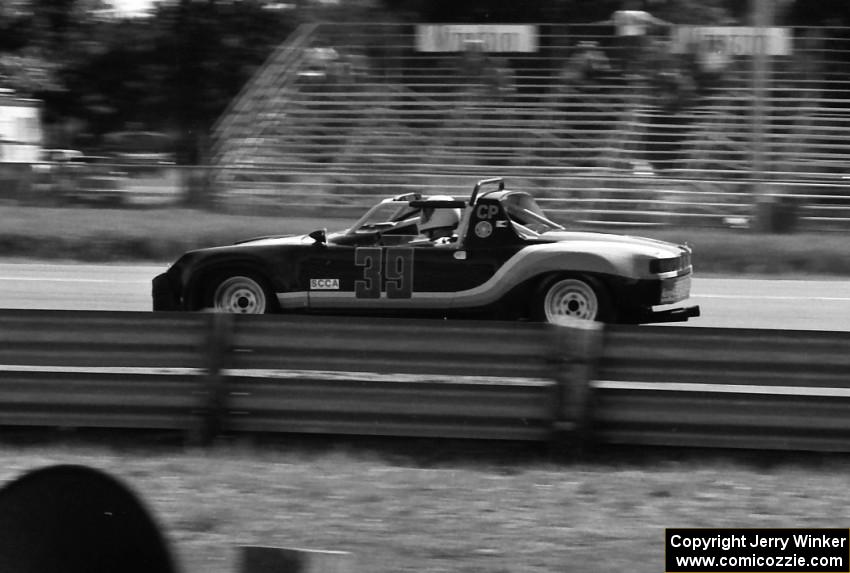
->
[608,273,698,323]
[641,304,701,323]
[152,272,181,311]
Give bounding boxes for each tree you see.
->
[154,0,298,164]
[787,0,850,26]
[2,0,298,155]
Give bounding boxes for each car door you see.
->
[300,243,481,313]
[299,197,526,313]
[447,196,532,311]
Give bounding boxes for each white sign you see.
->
[671,26,792,57]
[0,98,42,163]
[416,25,538,53]
[310,278,339,290]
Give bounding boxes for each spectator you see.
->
[643,37,694,111]
[595,0,671,80]
[459,39,487,83]
[562,40,611,84]
[683,38,731,95]
[457,40,515,101]
[483,56,516,100]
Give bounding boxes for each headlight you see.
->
[650,257,679,274]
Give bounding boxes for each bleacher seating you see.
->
[210,23,850,229]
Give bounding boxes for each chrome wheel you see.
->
[213,276,267,314]
[543,278,599,322]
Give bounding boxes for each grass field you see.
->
[1,439,847,573]
[2,204,849,275]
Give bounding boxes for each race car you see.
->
[153,178,699,324]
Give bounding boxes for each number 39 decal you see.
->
[354,247,414,299]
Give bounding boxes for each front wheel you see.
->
[211,275,274,314]
[535,276,614,323]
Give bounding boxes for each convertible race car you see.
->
[153,178,699,324]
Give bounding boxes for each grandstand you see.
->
[211,22,850,230]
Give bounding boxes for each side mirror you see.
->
[309,228,327,245]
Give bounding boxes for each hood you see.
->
[541,231,686,257]
[232,234,308,247]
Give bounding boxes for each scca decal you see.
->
[310,278,340,290]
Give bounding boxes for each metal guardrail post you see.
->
[194,312,234,445]
[548,318,604,456]
[240,546,354,573]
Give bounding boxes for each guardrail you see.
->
[0,310,208,432]
[1,309,848,452]
[595,327,850,451]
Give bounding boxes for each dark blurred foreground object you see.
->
[0,464,179,573]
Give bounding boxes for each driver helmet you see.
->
[419,196,461,239]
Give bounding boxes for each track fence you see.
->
[206,22,850,230]
[1,309,849,452]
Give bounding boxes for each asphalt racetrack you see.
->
[0,262,848,331]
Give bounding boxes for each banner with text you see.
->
[415,25,539,53]
[671,26,793,56]
[666,528,849,573]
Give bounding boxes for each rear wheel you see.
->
[211,275,274,314]
[536,276,614,323]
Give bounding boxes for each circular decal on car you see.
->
[475,221,493,238]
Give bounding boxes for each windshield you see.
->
[502,193,565,235]
[350,201,419,232]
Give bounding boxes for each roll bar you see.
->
[470,178,504,205]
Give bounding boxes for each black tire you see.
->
[533,274,615,324]
[205,272,278,314]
